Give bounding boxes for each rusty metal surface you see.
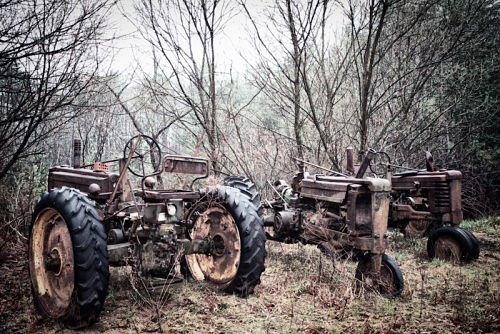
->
[355,149,376,178]
[140,155,209,193]
[312,175,391,192]
[344,180,390,247]
[48,167,118,195]
[392,170,462,186]
[346,184,364,234]
[357,254,398,295]
[448,177,463,225]
[390,170,463,230]
[370,191,390,254]
[163,155,209,176]
[138,190,200,201]
[300,178,350,203]
[29,208,74,319]
[186,206,240,287]
[351,189,389,253]
[391,204,433,221]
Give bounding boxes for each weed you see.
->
[217,302,229,310]
[430,258,446,266]
[461,216,500,234]
[1,218,499,333]
[394,250,410,261]
[389,231,424,253]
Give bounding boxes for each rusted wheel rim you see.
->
[434,235,461,263]
[378,262,396,295]
[357,256,398,295]
[356,257,377,292]
[404,220,429,238]
[29,208,74,318]
[186,206,241,288]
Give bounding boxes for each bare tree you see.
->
[342,0,487,161]
[241,0,360,172]
[298,1,355,169]
[134,0,235,173]
[242,0,326,164]
[0,0,113,181]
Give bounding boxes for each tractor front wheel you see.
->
[223,176,263,218]
[355,253,404,297]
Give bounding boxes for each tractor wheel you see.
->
[186,186,266,297]
[29,187,109,329]
[427,226,474,263]
[461,229,480,260]
[403,219,431,238]
[355,253,404,297]
[223,176,263,218]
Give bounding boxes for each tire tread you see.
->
[215,186,266,297]
[30,187,109,329]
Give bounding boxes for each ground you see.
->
[1,217,499,333]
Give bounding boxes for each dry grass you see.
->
[1,218,499,333]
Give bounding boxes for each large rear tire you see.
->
[223,176,263,218]
[29,187,109,329]
[186,186,266,297]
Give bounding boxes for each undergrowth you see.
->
[1,218,499,333]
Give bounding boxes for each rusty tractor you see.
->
[260,151,405,297]
[362,149,480,263]
[380,151,479,263]
[28,135,266,328]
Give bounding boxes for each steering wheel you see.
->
[123,135,162,177]
[369,151,391,177]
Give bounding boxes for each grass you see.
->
[1,216,499,333]
[461,216,500,236]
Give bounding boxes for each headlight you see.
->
[167,203,177,216]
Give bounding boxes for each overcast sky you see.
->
[106,0,346,77]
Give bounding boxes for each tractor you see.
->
[385,152,479,263]
[357,149,479,263]
[260,151,405,297]
[28,135,266,328]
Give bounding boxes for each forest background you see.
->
[1,0,499,241]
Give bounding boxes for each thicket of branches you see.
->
[0,0,113,237]
[1,0,498,240]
